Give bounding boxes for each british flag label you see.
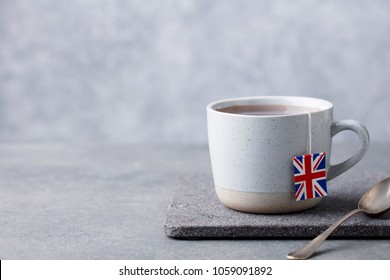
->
[293,152,328,201]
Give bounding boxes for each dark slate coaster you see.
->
[164,172,390,239]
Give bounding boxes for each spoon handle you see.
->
[287,208,364,260]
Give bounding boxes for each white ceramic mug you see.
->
[207,96,369,213]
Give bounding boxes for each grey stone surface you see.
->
[0,143,389,259]
[0,1,390,144]
[165,173,390,239]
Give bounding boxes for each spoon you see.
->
[287,177,390,260]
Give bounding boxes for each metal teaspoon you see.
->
[287,177,390,260]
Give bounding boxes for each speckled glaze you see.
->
[207,96,369,213]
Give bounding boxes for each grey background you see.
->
[0,0,389,144]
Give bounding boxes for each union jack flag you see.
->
[293,152,328,201]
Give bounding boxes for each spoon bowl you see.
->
[358,177,390,215]
[287,177,390,260]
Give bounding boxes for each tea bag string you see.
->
[307,112,312,154]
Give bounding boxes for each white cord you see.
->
[307,112,312,154]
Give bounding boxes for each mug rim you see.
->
[207,96,333,118]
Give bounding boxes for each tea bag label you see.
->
[293,152,328,201]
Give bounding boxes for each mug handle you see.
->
[327,120,370,181]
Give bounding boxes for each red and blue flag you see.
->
[293,152,327,201]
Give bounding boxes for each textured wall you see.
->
[0,0,389,144]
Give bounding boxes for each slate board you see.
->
[164,172,390,239]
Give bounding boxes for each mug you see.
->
[207,96,369,213]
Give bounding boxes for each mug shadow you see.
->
[307,195,357,215]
